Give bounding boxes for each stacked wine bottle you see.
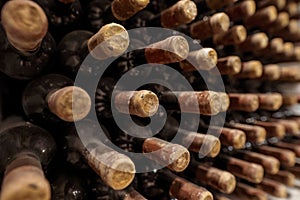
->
[0,0,300,199]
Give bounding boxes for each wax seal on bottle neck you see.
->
[1,0,48,52]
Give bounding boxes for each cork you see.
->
[226,157,264,183]
[212,56,241,75]
[182,132,221,157]
[238,33,269,52]
[58,0,76,3]
[205,0,236,10]
[1,0,48,52]
[228,93,259,112]
[213,25,247,46]
[284,2,298,17]
[257,178,287,198]
[244,6,278,28]
[256,93,283,111]
[282,42,295,58]
[284,166,300,179]
[265,171,295,187]
[196,165,236,194]
[267,12,290,32]
[176,91,222,115]
[114,90,159,117]
[253,121,285,139]
[210,127,246,149]
[256,0,286,10]
[269,38,284,55]
[282,95,298,106]
[273,119,300,136]
[142,138,190,172]
[170,177,213,200]
[242,151,280,174]
[279,66,300,81]
[145,36,189,64]
[0,165,50,200]
[257,145,296,167]
[161,0,197,28]
[179,48,218,72]
[292,47,300,61]
[261,64,281,80]
[47,86,91,122]
[111,0,149,21]
[190,12,230,40]
[225,0,256,21]
[218,92,230,112]
[84,147,135,190]
[234,61,263,79]
[88,23,129,60]
[235,183,268,200]
[227,122,266,144]
[275,141,300,157]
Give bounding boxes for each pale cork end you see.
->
[232,130,246,149]
[216,171,236,194]
[257,93,283,111]
[210,12,230,34]
[235,61,263,79]
[262,64,281,80]
[167,146,190,172]
[218,92,230,112]
[47,86,91,122]
[161,0,197,28]
[103,156,136,190]
[129,90,159,117]
[248,164,264,183]
[180,48,218,71]
[207,136,221,158]
[1,0,48,52]
[238,33,269,52]
[213,25,247,46]
[111,0,149,21]
[88,23,129,60]
[145,36,189,64]
[1,166,50,200]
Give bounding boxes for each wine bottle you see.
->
[207,126,246,149]
[254,38,284,59]
[156,169,214,200]
[255,0,286,10]
[63,119,136,190]
[212,25,248,46]
[0,0,56,80]
[209,56,242,75]
[159,116,221,158]
[259,64,281,81]
[271,141,300,157]
[57,22,129,78]
[85,0,149,31]
[226,122,266,144]
[194,0,237,15]
[215,155,264,184]
[158,90,227,115]
[22,74,91,128]
[224,0,256,22]
[0,117,56,200]
[228,93,259,112]
[233,60,263,79]
[234,182,268,200]
[265,170,295,187]
[186,161,236,194]
[244,6,278,29]
[190,12,230,41]
[236,32,269,53]
[256,178,287,198]
[96,78,159,118]
[251,120,286,139]
[262,12,290,34]
[111,187,147,200]
[35,0,82,41]
[255,145,296,167]
[234,150,280,174]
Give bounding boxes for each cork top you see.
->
[178,0,198,23]
[270,38,284,54]
[210,12,230,34]
[257,93,283,111]
[129,90,159,117]
[0,166,50,200]
[1,0,48,52]
[47,86,91,122]
[213,25,247,46]
[225,0,256,21]
[225,56,242,74]
[235,61,263,79]
[218,92,230,112]
[238,33,269,52]
[88,23,129,60]
[111,0,150,21]
[262,64,281,80]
